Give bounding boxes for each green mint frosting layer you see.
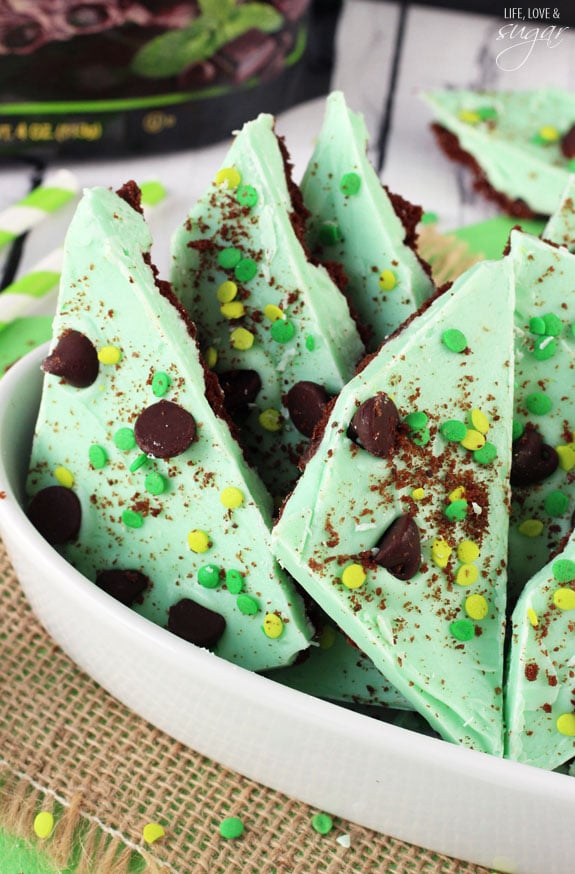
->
[301,91,434,349]
[27,186,312,672]
[273,258,515,755]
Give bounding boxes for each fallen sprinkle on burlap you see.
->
[0,539,492,874]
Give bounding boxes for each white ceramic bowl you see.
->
[0,345,573,874]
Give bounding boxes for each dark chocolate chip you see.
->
[373,515,421,580]
[42,330,99,388]
[511,427,559,486]
[134,400,196,458]
[167,598,226,649]
[561,124,575,159]
[348,394,400,458]
[28,486,81,545]
[218,369,262,415]
[285,381,331,438]
[95,569,148,606]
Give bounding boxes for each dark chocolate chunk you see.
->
[28,486,81,545]
[218,369,262,415]
[214,29,279,84]
[285,381,331,438]
[561,124,575,159]
[167,598,226,649]
[511,427,559,486]
[373,515,421,580]
[95,569,148,606]
[42,330,99,388]
[134,400,196,458]
[348,394,400,458]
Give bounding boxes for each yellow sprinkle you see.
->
[142,822,165,845]
[518,519,544,537]
[33,811,54,840]
[258,409,283,432]
[448,485,466,502]
[539,125,560,142]
[461,429,486,451]
[341,563,367,589]
[411,487,425,501]
[556,443,575,472]
[230,327,254,350]
[458,109,480,124]
[263,612,284,639]
[54,466,74,488]
[456,563,479,587]
[465,593,489,621]
[221,486,244,509]
[187,529,211,553]
[318,625,336,649]
[556,713,575,737]
[553,587,575,611]
[205,346,218,368]
[98,345,122,365]
[378,269,397,292]
[215,166,241,189]
[264,303,284,322]
[468,408,489,434]
[216,280,238,303]
[431,538,452,568]
[527,607,538,627]
[457,540,479,563]
[221,301,245,320]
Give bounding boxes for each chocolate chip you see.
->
[167,598,226,649]
[134,400,196,458]
[511,426,559,486]
[218,369,262,415]
[373,515,421,580]
[348,394,400,458]
[95,569,148,606]
[28,486,81,545]
[561,124,575,159]
[285,381,331,438]
[42,330,99,388]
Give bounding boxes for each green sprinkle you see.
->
[311,812,333,835]
[219,816,244,840]
[441,328,467,353]
[512,420,524,441]
[226,569,245,594]
[529,316,546,335]
[543,313,563,336]
[237,594,260,615]
[530,133,548,146]
[411,427,430,446]
[89,444,108,469]
[340,172,361,196]
[569,159,575,173]
[145,471,167,496]
[305,334,315,351]
[234,258,258,283]
[405,411,428,431]
[525,392,552,416]
[477,105,497,121]
[114,427,136,451]
[129,453,149,472]
[318,222,342,245]
[553,559,575,583]
[217,247,242,269]
[237,184,258,208]
[450,618,475,642]
[544,490,569,517]
[271,319,295,344]
[440,420,467,442]
[152,371,171,397]
[533,336,557,360]
[420,211,438,225]
[122,509,143,529]
[198,564,221,589]
[445,499,468,522]
[473,442,497,465]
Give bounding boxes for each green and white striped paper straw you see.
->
[0,246,63,331]
[0,169,78,250]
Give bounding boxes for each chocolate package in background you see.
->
[0,0,342,160]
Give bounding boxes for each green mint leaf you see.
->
[131,23,215,78]
[198,0,237,20]
[232,3,284,33]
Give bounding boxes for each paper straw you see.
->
[0,169,79,250]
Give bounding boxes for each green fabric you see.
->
[19,186,75,213]
[452,216,545,260]
[0,316,52,375]
[0,826,63,873]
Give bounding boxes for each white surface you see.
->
[0,345,574,874]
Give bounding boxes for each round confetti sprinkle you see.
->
[144,471,167,496]
[54,465,74,488]
[450,618,475,642]
[221,486,244,509]
[543,313,563,335]
[129,453,149,473]
[533,336,557,361]
[113,427,136,451]
[263,303,284,321]
[89,444,108,469]
[215,166,241,188]
[539,125,560,142]
[217,280,238,303]
[448,486,466,503]
[122,509,143,529]
[556,713,575,736]
[557,443,575,471]
[431,538,452,568]
[341,563,366,589]
[28,486,82,545]
[477,105,497,121]
[456,564,479,587]
[468,408,489,434]
[263,613,284,639]
[378,269,397,292]
[221,301,246,320]
[527,608,538,627]
[529,316,546,335]
[231,327,255,350]
[98,345,122,365]
[234,258,258,283]
[465,593,489,621]
[135,400,196,458]
[411,487,425,501]
[42,330,99,388]
[152,371,171,397]
[226,569,244,594]
[33,811,55,840]
[219,816,244,840]
[237,594,260,615]
[525,392,552,416]
[442,328,467,353]
[306,335,316,351]
[473,442,497,465]
[441,420,467,442]
[188,529,211,553]
[457,540,479,563]
[142,822,165,845]
[553,559,575,583]
[205,346,218,368]
[258,408,283,432]
[411,427,430,446]
[518,519,544,537]
[544,490,569,517]
[461,429,485,451]
[458,109,480,124]
[553,587,575,610]
[512,420,524,441]
[198,564,221,588]
[444,499,468,522]
[218,247,242,269]
[237,184,258,208]
[311,813,333,835]
[271,319,295,344]
[340,172,361,195]
[404,411,428,431]
[318,222,341,245]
